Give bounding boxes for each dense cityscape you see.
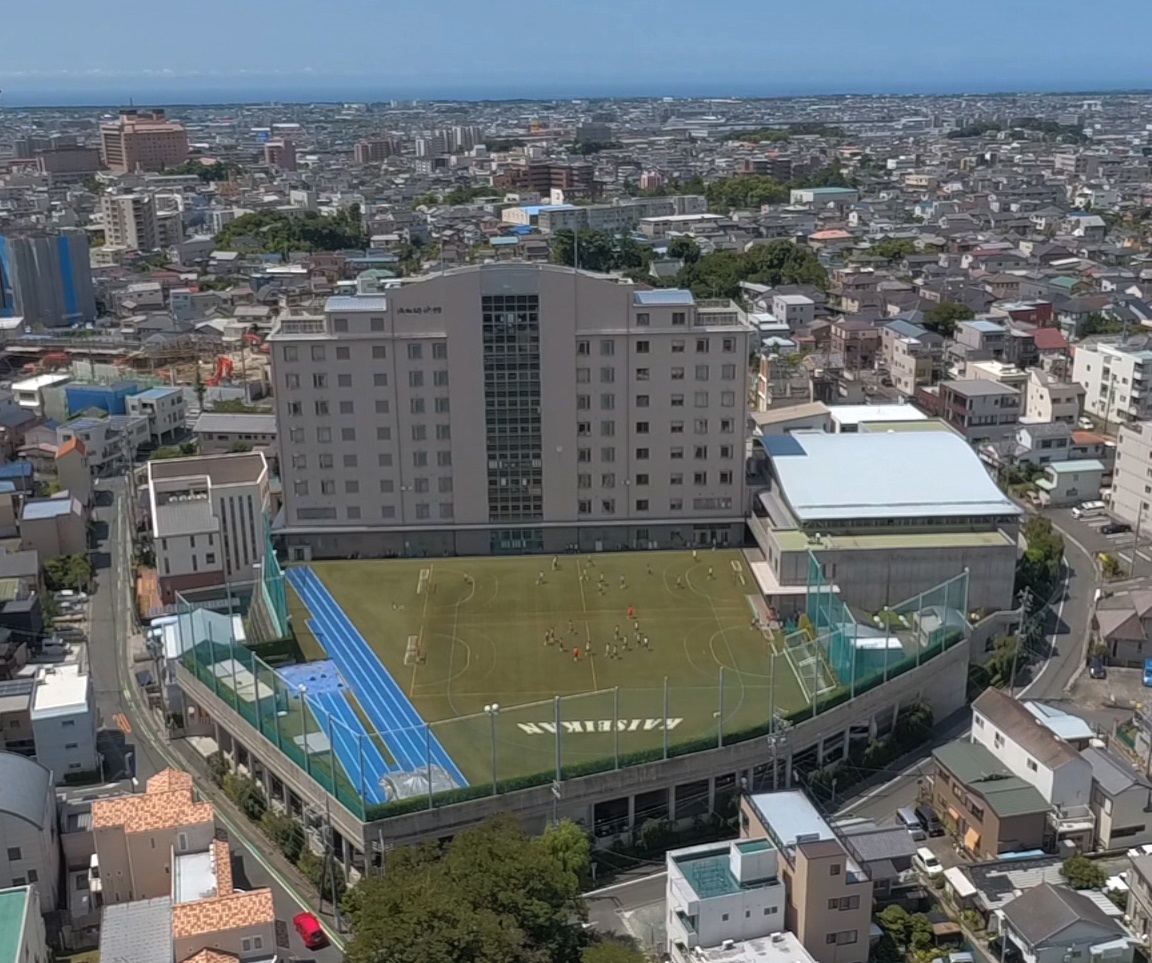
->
[5,68,1152,963]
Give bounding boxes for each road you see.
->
[831,510,1099,827]
[88,476,344,962]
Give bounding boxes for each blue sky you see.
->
[2,0,1150,103]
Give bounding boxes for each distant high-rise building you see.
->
[576,122,614,144]
[0,233,96,328]
[99,109,189,173]
[264,139,297,172]
[414,133,448,157]
[353,138,401,164]
[639,171,664,191]
[449,125,483,152]
[101,194,160,251]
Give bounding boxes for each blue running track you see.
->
[285,566,468,787]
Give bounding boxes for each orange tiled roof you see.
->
[91,769,213,833]
[171,889,275,939]
[147,769,194,794]
[213,839,233,896]
[56,437,86,459]
[180,951,238,963]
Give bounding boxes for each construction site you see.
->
[3,329,273,398]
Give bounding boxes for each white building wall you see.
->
[0,803,60,911]
[971,710,1092,811]
[665,850,785,948]
[31,673,99,781]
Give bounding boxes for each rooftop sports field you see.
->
[286,550,813,787]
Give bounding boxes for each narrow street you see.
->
[86,476,345,961]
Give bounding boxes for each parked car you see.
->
[1073,501,1107,519]
[1101,522,1131,535]
[293,912,329,950]
[1143,659,1152,688]
[912,847,944,878]
[915,804,945,837]
[1090,656,1107,679]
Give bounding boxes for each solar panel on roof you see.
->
[633,289,694,306]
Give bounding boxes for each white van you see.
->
[1072,501,1106,519]
[912,847,943,878]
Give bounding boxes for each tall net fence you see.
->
[177,552,972,821]
[246,529,289,643]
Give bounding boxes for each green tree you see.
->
[667,236,702,264]
[215,207,368,254]
[1061,853,1106,889]
[985,635,1022,689]
[909,914,935,952]
[876,905,912,947]
[260,809,305,863]
[1015,516,1064,603]
[869,238,917,262]
[551,229,651,275]
[169,159,245,182]
[43,554,92,592]
[344,815,589,963]
[922,300,975,336]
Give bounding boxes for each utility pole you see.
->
[1009,587,1032,697]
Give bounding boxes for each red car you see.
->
[293,911,329,950]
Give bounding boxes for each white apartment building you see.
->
[666,839,785,955]
[146,452,271,603]
[269,264,753,558]
[30,664,99,782]
[126,387,186,444]
[772,294,816,330]
[57,415,151,473]
[1072,340,1152,426]
[1109,421,1152,525]
[101,193,160,251]
[1023,369,1084,425]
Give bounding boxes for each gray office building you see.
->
[0,233,96,328]
[269,263,754,558]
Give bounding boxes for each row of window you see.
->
[577,497,734,514]
[578,336,737,355]
[577,470,734,487]
[287,396,452,419]
[577,418,737,444]
[578,392,739,410]
[579,363,740,383]
[294,476,455,496]
[285,369,449,390]
[283,342,446,362]
[297,503,454,521]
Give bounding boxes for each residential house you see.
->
[54,439,93,507]
[1024,370,1084,425]
[1080,746,1152,850]
[171,838,276,963]
[20,495,86,560]
[741,791,871,963]
[57,415,150,473]
[970,688,1095,850]
[773,294,817,330]
[918,380,1020,445]
[1035,459,1106,508]
[91,769,216,904]
[191,413,277,456]
[930,741,1049,860]
[30,665,98,782]
[0,752,61,912]
[126,388,186,445]
[0,886,48,963]
[665,839,786,957]
[829,321,880,370]
[1093,589,1152,667]
[1126,853,1152,944]
[999,882,1133,963]
[955,319,1010,360]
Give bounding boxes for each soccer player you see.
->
[573,646,581,662]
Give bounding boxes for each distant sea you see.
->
[3,79,1149,108]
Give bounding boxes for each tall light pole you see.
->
[484,703,500,795]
